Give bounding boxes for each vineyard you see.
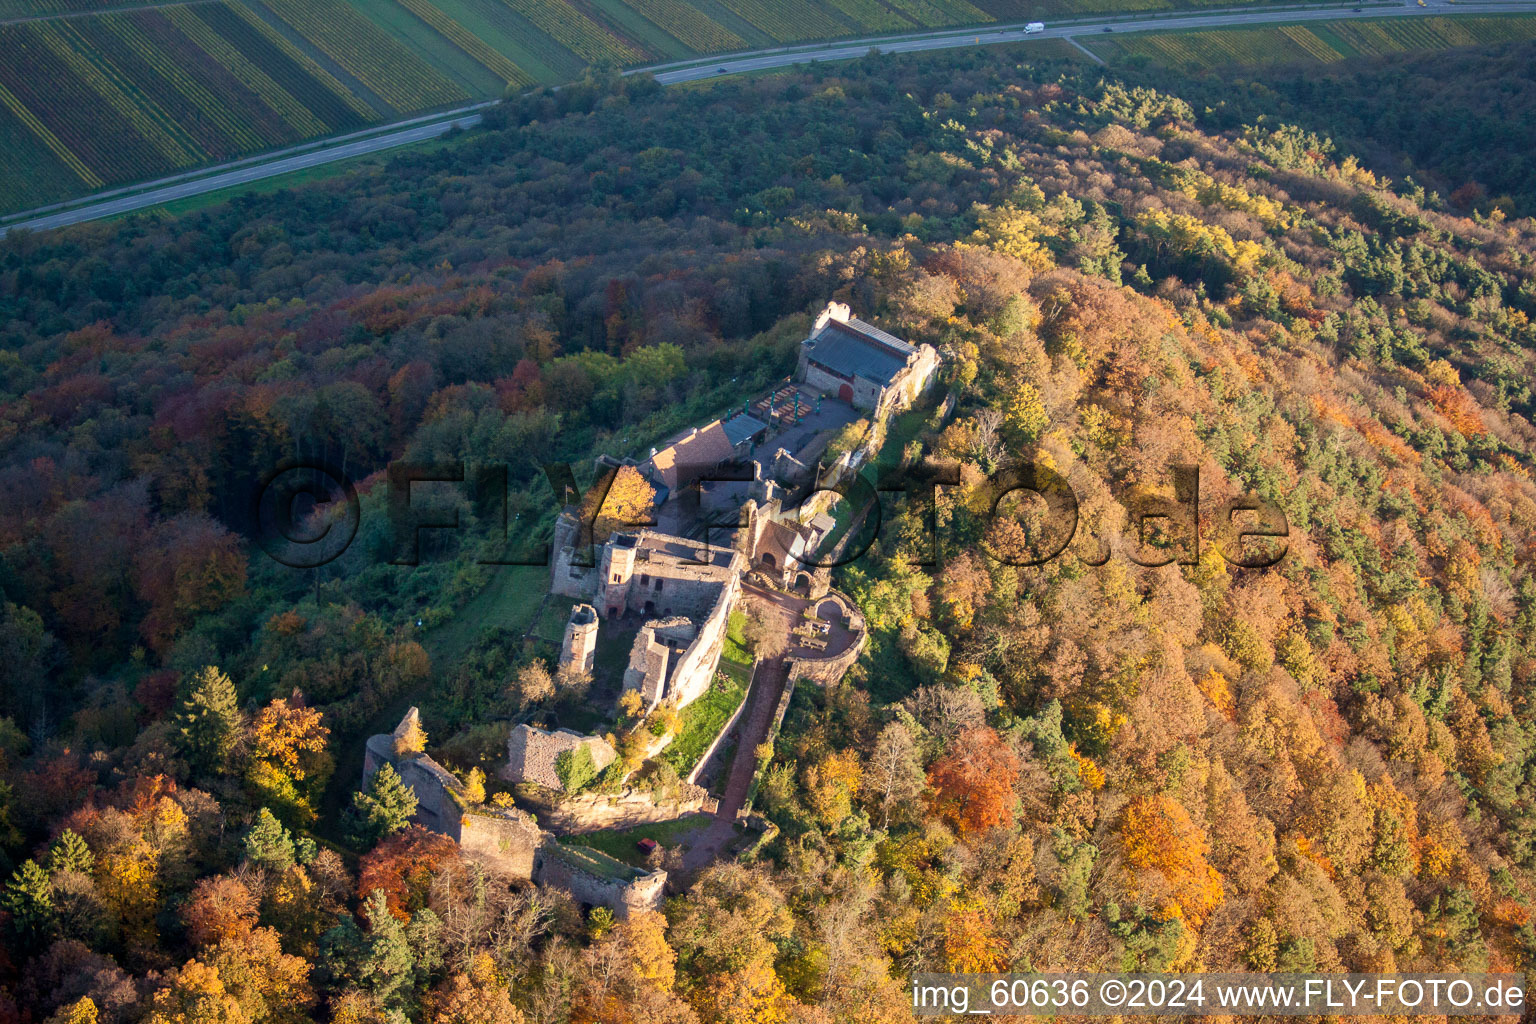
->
[4,0,1536,216]
[1085,14,1536,67]
[0,0,1013,214]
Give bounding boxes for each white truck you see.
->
[1024,21,1045,32]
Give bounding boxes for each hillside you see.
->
[1,39,1536,1023]
[0,0,1407,215]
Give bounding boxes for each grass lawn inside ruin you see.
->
[659,671,748,776]
[557,814,717,867]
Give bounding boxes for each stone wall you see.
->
[665,573,739,709]
[550,514,598,598]
[851,373,886,412]
[536,844,667,916]
[363,711,469,840]
[552,546,599,599]
[460,807,665,917]
[876,344,941,420]
[785,628,868,688]
[803,361,856,404]
[686,663,755,788]
[619,560,727,620]
[361,708,667,919]
[457,806,546,879]
[522,782,716,834]
[504,724,617,791]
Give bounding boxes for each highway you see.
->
[2,0,1532,237]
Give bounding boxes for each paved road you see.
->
[1,113,486,238]
[4,0,1532,237]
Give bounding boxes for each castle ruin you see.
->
[363,708,664,918]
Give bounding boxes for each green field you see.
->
[1084,14,1536,68]
[556,813,714,866]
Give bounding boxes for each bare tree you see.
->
[866,720,926,829]
[742,607,788,662]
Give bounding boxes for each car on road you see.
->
[1103,25,1113,31]
[717,67,728,73]
[1025,21,1045,32]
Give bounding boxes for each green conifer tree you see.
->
[46,829,94,876]
[0,859,55,943]
[345,763,418,848]
[176,665,243,777]
[243,807,297,872]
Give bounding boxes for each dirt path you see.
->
[680,588,797,870]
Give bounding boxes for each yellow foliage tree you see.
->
[969,204,1054,270]
[1118,795,1224,926]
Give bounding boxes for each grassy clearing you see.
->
[659,671,748,775]
[722,610,753,667]
[424,564,549,666]
[547,839,643,879]
[557,813,713,865]
[530,597,582,644]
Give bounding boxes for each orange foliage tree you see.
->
[357,826,461,919]
[927,727,1020,835]
[1118,794,1223,926]
[247,698,332,824]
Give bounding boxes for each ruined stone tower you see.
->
[559,603,599,675]
[599,533,638,617]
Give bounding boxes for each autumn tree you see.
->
[146,927,315,1024]
[134,515,247,657]
[247,697,332,824]
[802,750,861,828]
[185,875,260,947]
[358,827,460,920]
[1117,794,1223,926]
[1003,379,1049,447]
[427,954,525,1024]
[865,721,925,829]
[668,864,793,1024]
[740,609,788,663]
[393,710,428,758]
[927,726,1020,835]
[510,661,555,709]
[585,465,657,541]
[571,911,692,1024]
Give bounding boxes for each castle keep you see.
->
[798,301,940,418]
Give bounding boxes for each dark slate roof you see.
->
[804,318,914,386]
[722,413,768,448]
[847,316,916,354]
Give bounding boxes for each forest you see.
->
[1,35,1536,1024]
